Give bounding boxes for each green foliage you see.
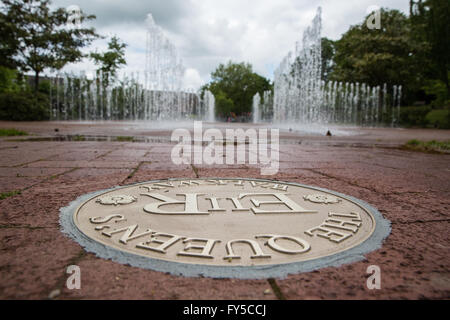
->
[422,77,449,107]
[72,135,86,141]
[0,90,49,121]
[90,36,127,86]
[214,91,234,116]
[115,136,134,142]
[331,9,416,95]
[0,190,21,200]
[0,66,20,93]
[410,0,450,96]
[321,38,335,81]
[399,106,431,127]
[0,128,28,136]
[37,80,51,95]
[425,109,450,129]
[1,0,100,90]
[202,61,271,116]
[326,2,449,108]
[404,139,450,153]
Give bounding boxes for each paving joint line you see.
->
[0,167,80,201]
[94,149,115,160]
[0,224,50,230]
[391,218,450,225]
[267,278,286,300]
[49,249,88,300]
[121,161,150,184]
[143,147,153,158]
[308,169,450,216]
[190,164,199,178]
[12,151,64,168]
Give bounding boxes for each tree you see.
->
[321,38,335,82]
[202,61,271,116]
[0,0,99,91]
[0,9,19,69]
[330,9,420,103]
[214,90,234,117]
[90,36,127,86]
[410,0,450,97]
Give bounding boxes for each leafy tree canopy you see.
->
[0,0,100,90]
[202,61,271,116]
[331,9,416,89]
[90,36,127,86]
[410,0,449,97]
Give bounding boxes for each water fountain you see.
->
[252,93,260,124]
[260,7,402,128]
[204,90,216,122]
[48,13,215,122]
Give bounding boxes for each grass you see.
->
[0,190,21,200]
[115,136,135,142]
[0,128,28,137]
[72,135,86,141]
[404,139,450,154]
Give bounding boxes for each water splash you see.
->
[264,7,402,128]
[49,13,215,122]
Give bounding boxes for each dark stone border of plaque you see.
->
[59,178,391,279]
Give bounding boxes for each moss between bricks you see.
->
[0,190,21,200]
[0,128,28,136]
[115,136,134,142]
[404,139,450,154]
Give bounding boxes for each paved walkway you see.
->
[0,122,449,299]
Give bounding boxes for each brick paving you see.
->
[0,121,449,299]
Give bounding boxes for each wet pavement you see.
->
[0,121,449,299]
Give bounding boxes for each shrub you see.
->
[0,66,20,93]
[425,109,450,129]
[0,91,50,121]
[399,106,431,127]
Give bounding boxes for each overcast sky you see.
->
[52,0,410,90]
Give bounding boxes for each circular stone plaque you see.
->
[60,178,390,279]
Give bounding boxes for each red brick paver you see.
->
[0,122,449,300]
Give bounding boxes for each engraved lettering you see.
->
[142,193,209,215]
[205,197,225,212]
[140,185,164,191]
[136,233,183,253]
[305,226,352,243]
[102,224,153,244]
[233,180,244,187]
[256,235,311,254]
[249,181,269,188]
[179,180,201,187]
[261,184,288,191]
[227,197,249,211]
[89,214,125,224]
[94,225,111,231]
[239,193,317,214]
[323,218,361,233]
[224,239,271,259]
[178,238,220,259]
[329,211,362,222]
[206,180,228,185]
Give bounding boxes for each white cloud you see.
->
[52,0,410,90]
[183,68,203,90]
